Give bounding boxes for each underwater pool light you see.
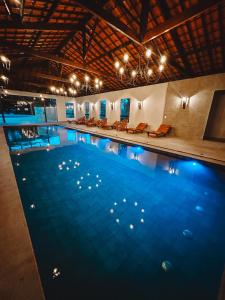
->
[52,267,61,279]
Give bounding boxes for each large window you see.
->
[65,102,74,118]
[99,100,106,119]
[120,98,130,121]
[85,102,90,119]
[0,95,57,125]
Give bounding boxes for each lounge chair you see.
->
[126,123,148,134]
[86,119,96,127]
[147,124,171,137]
[75,116,86,124]
[117,119,128,131]
[102,120,120,130]
[98,118,107,128]
[85,117,95,126]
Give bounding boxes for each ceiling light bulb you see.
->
[56,89,59,94]
[50,86,55,92]
[159,64,164,72]
[123,53,129,63]
[131,70,137,78]
[0,55,8,63]
[95,84,99,89]
[115,61,120,69]
[160,55,167,64]
[72,74,77,79]
[0,75,8,81]
[147,68,153,76]
[145,48,152,58]
[70,77,74,83]
[75,81,80,87]
[95,78,99,84]
[99,81,103,86]
[60,87,63,92]
[84,75,90,82]
[119,67,124,75]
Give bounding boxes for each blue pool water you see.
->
[5,126,225,300]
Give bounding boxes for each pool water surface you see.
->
[6,126,225,300]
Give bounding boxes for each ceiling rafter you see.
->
[84,19,99,60]
[2,0,22,22]
[140,0,150,41]
[157,0,194,76]
[143,0,223,44]
[0,21,83,31]
[2,41,111,78]
[76,0,141,44]
[55,13,93,54]
[87,40,132,65]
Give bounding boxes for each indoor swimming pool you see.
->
[5,125,225,300]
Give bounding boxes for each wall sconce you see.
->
[181,96,190,109]
[110,102,114,110]
[137,100,143,110]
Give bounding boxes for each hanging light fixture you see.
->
[113,48,167,85]
[68,73,103,95]
[0,55,10,70]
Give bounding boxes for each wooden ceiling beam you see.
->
[87,40,132,65]
[76,0,141,45]
[22,72,70,84]
[157,0,194,76]
[0,21,83,31]
[140,0,150,41]
[2,41,112,78]
[2,0,22,22]
[143,0,223,45]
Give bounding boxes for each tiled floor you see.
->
[0,127,44,300]
[66,124,225,167]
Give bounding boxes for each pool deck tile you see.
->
[66,124,225,167]
[0,127,45,300]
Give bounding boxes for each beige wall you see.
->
[76,72,225,139]
[75,83,168,129]
[164,73,225,139]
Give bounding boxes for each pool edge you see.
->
[0,127,45,300]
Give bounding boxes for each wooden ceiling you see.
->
[0,0,224,96]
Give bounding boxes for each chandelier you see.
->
[114,48,167,85]
[49,74,103,96]
[0,55,11,70]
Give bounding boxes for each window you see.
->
[0,95,57,125]
[120,98,130,121]
[65,102,74,118]
[99,100,106,119]
[85,102,90,119]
